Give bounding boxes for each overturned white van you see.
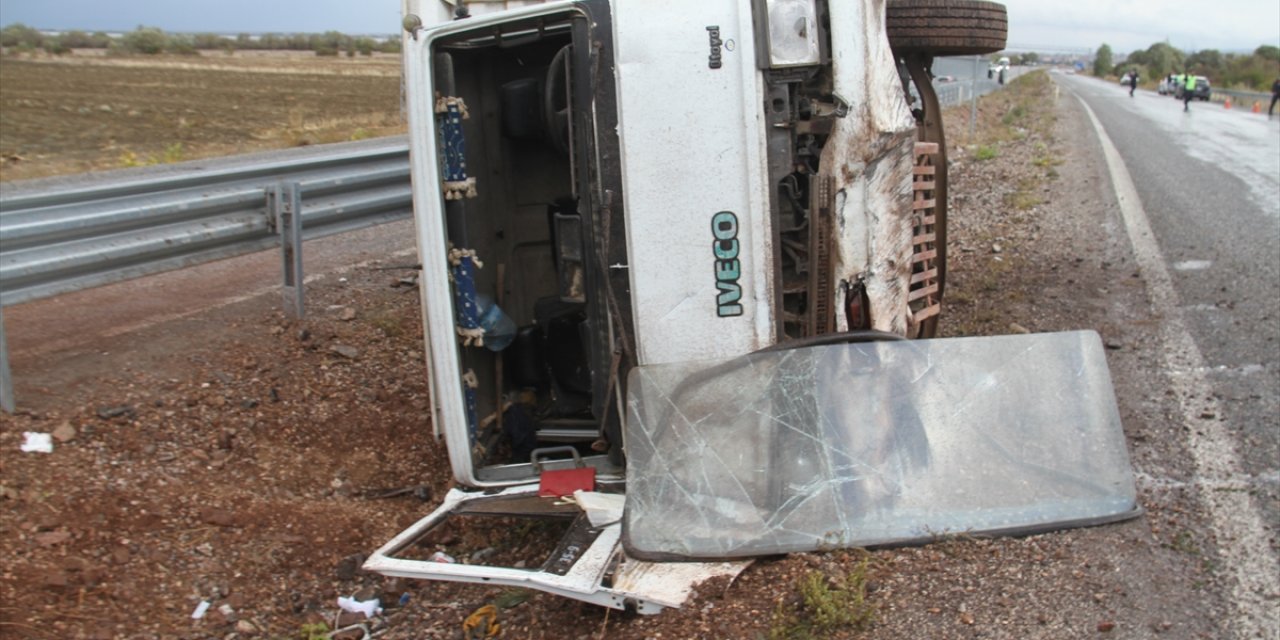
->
[364,0,1137,614]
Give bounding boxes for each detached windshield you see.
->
[622,331,1137,560]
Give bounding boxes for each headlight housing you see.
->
[761,0,820,67]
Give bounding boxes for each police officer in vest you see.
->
[1183,73,1196,112]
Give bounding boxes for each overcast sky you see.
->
[1,0,1278,54]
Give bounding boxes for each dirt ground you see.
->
[0,51,405,181]
[0,72,1230,639]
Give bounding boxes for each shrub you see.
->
[0,23,43,49]
[122,26,168,55]
[768,559,875,640]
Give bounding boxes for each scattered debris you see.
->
[571,490,624,527]
[20,432,53,453]
[191,600,211,620]
[427,551,455,564]
[463,604,500,639]
[337,595,381,619]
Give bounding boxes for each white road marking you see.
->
[1172,259,1213,271]
[1077,95,1280,639]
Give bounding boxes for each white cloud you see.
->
[1001,0,1280,52]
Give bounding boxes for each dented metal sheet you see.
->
[622,331,1139,560]
[611,557,751,608]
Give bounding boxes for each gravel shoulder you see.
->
[0,72,1237,639]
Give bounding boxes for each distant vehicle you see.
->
[987,55,1010,78]
[1119,75,1134,87]
[1168,75,1211,101]
[936,74,956,83]
[1157,76,1175,95]
[1192,77,1211,101]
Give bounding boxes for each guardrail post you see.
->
[969,55,979,139]
[0,306,15,414]
[275,181,305,319]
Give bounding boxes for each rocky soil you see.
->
[0,72,1230,639]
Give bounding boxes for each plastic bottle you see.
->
[475,294,516,352]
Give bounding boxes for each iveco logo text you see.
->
[712,211,742,317]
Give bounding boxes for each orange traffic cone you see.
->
[1224,97,1232,109]
[1253,101,1262,113]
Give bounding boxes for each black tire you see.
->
[886,0,1008,56]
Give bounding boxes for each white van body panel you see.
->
[614,0,776,365]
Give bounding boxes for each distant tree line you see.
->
[0,23,402,57]
[1095,41,1279,91]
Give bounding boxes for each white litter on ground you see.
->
[337,596,381,618]
[20,432,53,453]
[191,600,211,620]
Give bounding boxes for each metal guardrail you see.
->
[0,139,415,412]
[0,141,413,307]
[1209,87,1272,106]
[922,58,1030,111]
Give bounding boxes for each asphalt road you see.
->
[1057,71,1280,634]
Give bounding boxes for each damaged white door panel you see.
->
[822,0,920,336]
[622,331,1139,560]
[363,485,748,613]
